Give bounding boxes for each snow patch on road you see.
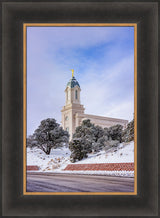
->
[54,170,134,177]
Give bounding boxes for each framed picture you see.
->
[24,23,137,196]
[1,1,158,216]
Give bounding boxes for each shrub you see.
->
[122,119,134,142]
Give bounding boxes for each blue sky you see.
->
[27,26,134,136]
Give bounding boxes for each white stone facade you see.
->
[61,76,128,139]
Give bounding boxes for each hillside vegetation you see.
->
[27,118,134,164]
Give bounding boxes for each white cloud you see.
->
[27,27,130,52]
[80,54,134,121]
[27,27,134,135]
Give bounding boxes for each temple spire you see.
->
[70,69,74,77]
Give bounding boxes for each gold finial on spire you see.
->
[70,69,74,77]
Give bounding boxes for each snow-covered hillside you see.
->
[75,141,134,164]
[27,141,134,173]
[27,146,71,172]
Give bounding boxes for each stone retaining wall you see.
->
[64,163,134,171]
[27,165,39,171]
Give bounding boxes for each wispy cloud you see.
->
[27,27,134,135]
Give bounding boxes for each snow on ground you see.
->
[27,141,134,177]
[27,146,71,172]
[75,141,134,164]
[53,170,134,178]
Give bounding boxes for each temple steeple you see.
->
[65,72,81,105]
[61,70,85,139]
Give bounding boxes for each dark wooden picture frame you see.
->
[23,22,137,196]
[1,1,158,216]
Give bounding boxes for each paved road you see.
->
[27,172,134,192]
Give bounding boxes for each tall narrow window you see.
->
[65,116,69,121]
[66,92,68,101]
[75,90,78,99]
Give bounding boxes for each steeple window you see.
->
[65,116,69,121]
[75,90,78,100]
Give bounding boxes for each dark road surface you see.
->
[27,172,134,193]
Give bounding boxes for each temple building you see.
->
[61,70,128,139]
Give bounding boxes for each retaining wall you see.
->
[64,163,134,171]
[27,165,39,171]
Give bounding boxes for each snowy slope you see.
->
[27,141,134,173]
[27,147,71,171]
[75,141,134,164]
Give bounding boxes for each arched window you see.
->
[68,91,70,100]
[65,116,69,121]
[75,90,78,99]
